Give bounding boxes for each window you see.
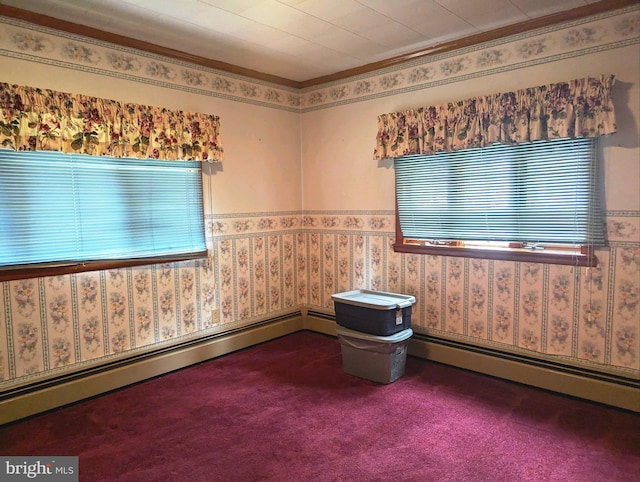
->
[0,150,206,281]
[394,137,603,266]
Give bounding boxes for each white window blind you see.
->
[395,137,604,246]
[0,150,206,269]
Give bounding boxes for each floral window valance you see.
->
[374,74,616,160]
[0,81,223,162]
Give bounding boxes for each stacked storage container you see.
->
[331,290,415,384]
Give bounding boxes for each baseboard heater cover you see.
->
[305,311,640,412]
[412,332,639,390]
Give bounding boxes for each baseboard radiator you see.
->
[2,309,637,425]
[305,311,639,412]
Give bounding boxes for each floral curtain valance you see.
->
[0,82,223,162]
[374,74,616,160]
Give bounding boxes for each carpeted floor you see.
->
[1,330,639,481]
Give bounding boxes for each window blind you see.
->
[395,137,604,246]
[0,150,206,268]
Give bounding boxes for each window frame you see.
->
[0,153,208,282]
[0,254,208,282]
[393,218,596,266]
[392,140,601,267]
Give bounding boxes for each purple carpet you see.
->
[1,331,638,481]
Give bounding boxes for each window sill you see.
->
[0,251,208,282]
[392,243,597,267]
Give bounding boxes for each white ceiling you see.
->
[2,0,603,82]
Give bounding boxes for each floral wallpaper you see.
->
[210,213,302,326]
[302,210,639,375]
[2,258,217,383]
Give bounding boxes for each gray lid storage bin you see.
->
[332,289,416,336]
[336,326,413,384]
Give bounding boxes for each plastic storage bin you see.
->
[336,326,413,384]
[332,289,416,336]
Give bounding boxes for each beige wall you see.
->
[0,5,638,393]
